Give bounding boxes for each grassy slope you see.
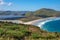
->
[20,8,60,22]
[0,22,60,40]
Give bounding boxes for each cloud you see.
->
[0,0,5,5]
[0,0,12,6]
[8,2,12,6]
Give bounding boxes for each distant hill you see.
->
[0,8,60,17]
[0,11,28,16]
[34,8,60,17]
[21,8,60,22]
[25,8,60,17]
[0,8,60,21]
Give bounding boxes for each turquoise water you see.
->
[41,20,60,32]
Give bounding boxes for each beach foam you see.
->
[36,17,60,28]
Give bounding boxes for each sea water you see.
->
[36,18,60,32]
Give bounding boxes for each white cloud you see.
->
[8,2,12,6]
[0,0,5,5]
[0,0,12,6]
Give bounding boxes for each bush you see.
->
[6,30,25,38]
[0,28,4,36]
[31,33,40,39]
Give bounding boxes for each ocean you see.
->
[33,17,60,32]
[41,19,60,32]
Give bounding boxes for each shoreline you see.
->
[0,17,60,27]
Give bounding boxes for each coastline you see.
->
[0,17,60,27]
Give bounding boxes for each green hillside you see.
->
[0,8,60,22]
[0,22,60,40]
[25,8,60,17]
[20,8,60,22]
[34,8,60,17]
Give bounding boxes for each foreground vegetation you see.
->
[0,21,60,40]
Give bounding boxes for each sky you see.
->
[0,0,60,11]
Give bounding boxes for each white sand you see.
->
[0,17,60,28]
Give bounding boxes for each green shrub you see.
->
[6,30,25,37]
[31,33,40,39]
[0,28,4,36]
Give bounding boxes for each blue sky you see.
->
[0,0,60,11]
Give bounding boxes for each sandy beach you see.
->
[0,17,60,25]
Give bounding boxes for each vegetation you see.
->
[0,22,60,40]
[34,8,60,17]
[0,8,60,40]
[0,8,60,21]
[20,8,60,22]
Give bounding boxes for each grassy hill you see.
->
[0,8,60,17]
[20,8,60,22]
[0,22,60,40]
[34,8,60,17]
[0,8,60,21]
[25,8,60,17]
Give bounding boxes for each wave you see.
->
[37,17,60,28]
